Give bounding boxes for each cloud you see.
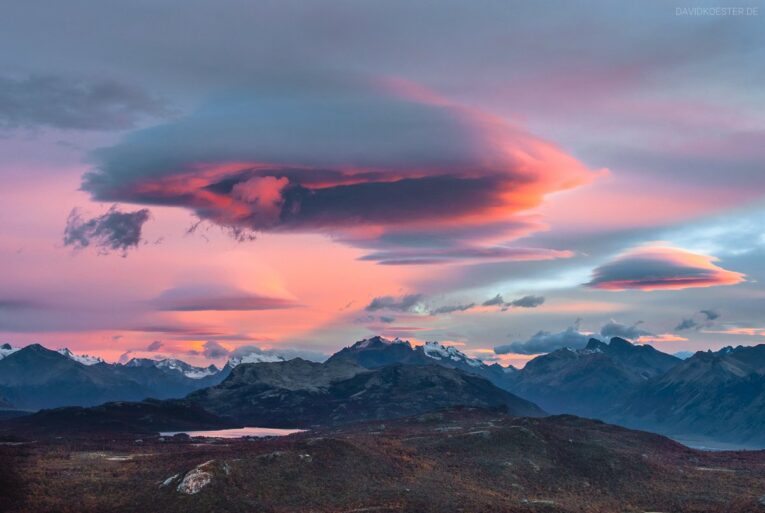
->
[674,318,698,331]
[365,294,425,313]
[700,309,721,321]
[80,75,596,262]
[0,74,166,131]
[482,294,505,307]
[495,324,590,355]
[154,284,300,311]
[229,344,327,363]
[358,247,574,266]
[675,309,721,331]
[482,293,546,310]
[496,318,660,355]
[146,340,163,352]
[0,299,40,310]
[378,316,396,323]
[63,205,150,255]
[202,340,229,359]
[636,333,688,343]
[587,245,745,291]
[508,295,546,308]
[599,319,652,340]
[429,303,476,315]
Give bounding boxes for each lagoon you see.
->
[160,427,305,439]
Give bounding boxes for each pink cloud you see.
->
[588,245,745,291]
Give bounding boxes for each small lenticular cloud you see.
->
[587,245,745,291]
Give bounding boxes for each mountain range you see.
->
[0,343,228,410]
[3,336,765,446]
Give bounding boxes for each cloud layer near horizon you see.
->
[81,76,596,263]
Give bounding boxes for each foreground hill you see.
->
[506,337,680,417]
[187,358,543,427]
[613,344,765,445]
[0,344,226,410]
[3,408,764,513]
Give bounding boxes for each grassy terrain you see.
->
[2,409,765,513]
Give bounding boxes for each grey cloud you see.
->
[482,293,545,309]
[63,205,150,255]
[675,309,721,331]
[482,294,505,307]
[379,316,396,323]
[599,319,652,340]
[202,340,229,359]
[146,340,163,352]
[0,299,41,310]
[701,309,721,321]
[365,294,425,313]
[0,75,166,131]
[429,303,476,315]
[675,318,699,331]
[508,295,546,308]
[495,325,591,355]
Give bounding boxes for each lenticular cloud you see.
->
[587,245,745,291]
[82,75,597,260]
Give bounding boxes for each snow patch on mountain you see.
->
[421,341,483,368]
[154,359,218,379]
[57,348,104,365]
[354,336,410,349]
[125,357,219,379]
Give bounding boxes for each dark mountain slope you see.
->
[0,345,225,410]
[612,344,765,445]
[506,337,681,417]
[0,399,228,436]
[186,359,544,427]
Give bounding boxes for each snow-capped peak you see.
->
[421,341,484,368]
[0,343,19,360]
[57,348,104,366]
[353,336,410,349]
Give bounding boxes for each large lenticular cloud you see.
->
[82,76,597,260]
[587,245,745,291]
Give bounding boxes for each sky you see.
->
[1,0,764,367]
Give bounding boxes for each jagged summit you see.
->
[351,335,411,349]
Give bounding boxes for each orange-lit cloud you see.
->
[587,245,745,291]
[704,327,765,337]
[82,76,598,264]
[636,333,689,343]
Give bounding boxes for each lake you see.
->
[160,427,305,439]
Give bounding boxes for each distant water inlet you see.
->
[160,427,305,439]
